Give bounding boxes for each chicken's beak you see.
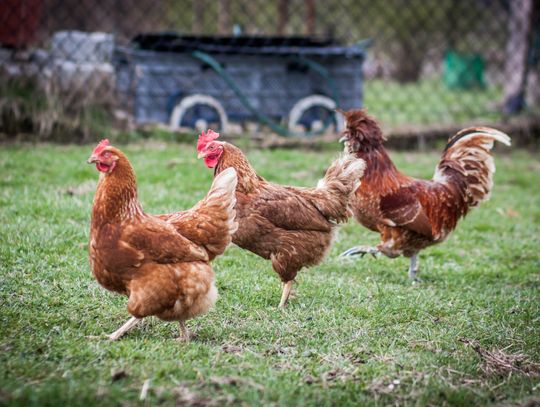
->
[87,155,98,164]
[338,135,348,143]
[197,151,206,159]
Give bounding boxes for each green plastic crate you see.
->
[443,50,485,90]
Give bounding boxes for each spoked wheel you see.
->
[288,95,344,136]
[169,94,229,132]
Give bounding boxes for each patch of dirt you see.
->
[322,367,357,383]
[366,371,425,401]
[410,340,443,354]
[169,375,264,407]
[264,345,295,356]
[209,376,264,391]
[220,343,244,354]
[110,369,128,382]
[63,180,96,196]
[368,377,403,395]
[345,351,369,365]
[174,384,221,407]
[0,388,12,403]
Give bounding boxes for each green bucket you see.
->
[443,50,485,90]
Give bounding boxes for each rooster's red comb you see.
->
[197,130,220,152]
[92,139,110,156]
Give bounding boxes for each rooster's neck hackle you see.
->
[215,143,262,193]
[360,148,406,192]
[92,152,143,225]
[343,109,404,189]
[343,109,386,154]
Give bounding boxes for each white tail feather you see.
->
[451,127,511,148]
[436,127,510,207]
[317,155,365,190]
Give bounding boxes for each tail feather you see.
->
[162,168,238,260]
[197,167,238,257]
[310,155,366,223]
[435,127,510,208]
[444,127,511,152]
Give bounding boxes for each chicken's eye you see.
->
[103,151,111,158]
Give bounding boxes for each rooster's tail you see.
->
[435,127,511,208]
[311,155,366,224]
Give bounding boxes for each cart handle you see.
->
[292,56,340,105]
[191,50,338,137]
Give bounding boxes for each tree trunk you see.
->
[218,0,230,35]
[393,41,423,83]
[526,1,540,108]
[304,0,316,36]
[503,0,533,115]
[278,0,288,35]
[192,0,205,34]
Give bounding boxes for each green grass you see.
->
[365,78,504,127]
[1,141,539,406]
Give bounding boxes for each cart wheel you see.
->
[288,95,344,135]
[169,94,229,132]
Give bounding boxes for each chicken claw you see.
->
[340,246,379,258]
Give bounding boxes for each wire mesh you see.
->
[0,0,538,140]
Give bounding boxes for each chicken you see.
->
[339,109,511,280]
[196,130,365,307]
[88,139,238,341]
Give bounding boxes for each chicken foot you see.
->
[108,316,141,341]
[339,246,379,258]
[278,281,294,308]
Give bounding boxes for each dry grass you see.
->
[460,339,540,378]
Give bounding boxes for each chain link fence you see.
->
[1,0,539,142]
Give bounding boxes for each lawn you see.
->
[0,141,539,406]
[364,78,504,127]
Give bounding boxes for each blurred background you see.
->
[1,0,539,144]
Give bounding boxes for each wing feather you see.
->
[379,186,433,238]
[248,185,333,232]
[122,218,209,263]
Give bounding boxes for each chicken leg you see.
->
[177,321,190,342]
[408,254,420,283]
[279,281,294,308]
[340,246,379,258]
[108,316,141,341]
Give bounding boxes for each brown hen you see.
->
[88,140,237,341]
[339,109,511,280]
[197,130,365,307]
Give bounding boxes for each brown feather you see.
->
[213,142,365,284]
[341,109,510,259]
[89,147,237,330]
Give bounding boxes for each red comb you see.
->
[197,129,220,152]
[92,139,110,155]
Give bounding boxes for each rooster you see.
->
[197,130,365,307]
[339,109,511,280]
[88,139,237,341]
